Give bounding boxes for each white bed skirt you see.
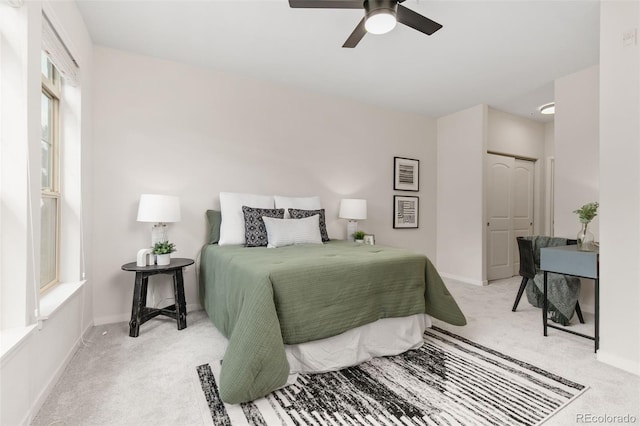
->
[284,314,431,383]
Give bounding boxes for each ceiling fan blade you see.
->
[289,0,364,9]
[342,18,367,48]
[396,4,442,35]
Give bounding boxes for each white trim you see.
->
[0,324,37,364]
[38,280,86,319]
[597,350,640,376]
[545,156,555,236]
[440,272,488,287]
[41,10,79,85]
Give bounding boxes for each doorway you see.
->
[486,153,535,281]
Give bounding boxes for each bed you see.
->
[199,238,466,404]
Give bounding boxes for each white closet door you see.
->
[486,153,534,281]
[511,159,535,275]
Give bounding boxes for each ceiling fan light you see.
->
[365,10,397,35]
[539,102,555,115]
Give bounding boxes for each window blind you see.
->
[42,13,79,86]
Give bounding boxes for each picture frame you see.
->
[394,157,419,191]
[393,196,419,229]
[364,234,375,245]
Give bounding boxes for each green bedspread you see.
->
[199,241,466,404]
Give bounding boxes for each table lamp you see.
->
[339,198,367,241]
[137,194,181,246]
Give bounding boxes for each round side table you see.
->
[122,258,194,337]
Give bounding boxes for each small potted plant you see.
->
[573,202,599,251]
[353,231,366,243]
[152,241,176,265]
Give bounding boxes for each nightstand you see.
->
[121,258,194,337]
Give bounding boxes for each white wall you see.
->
[436,104,487,286]
[0,0,35,330]
[90,47,437,325]
[553,65,600,314]
[487,108,545,159]
[597,0,640,375]
[554,66,600,240]
[0,1,94,425]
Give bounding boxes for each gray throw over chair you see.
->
[513,236,585,324]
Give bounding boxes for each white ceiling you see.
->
[75,0,600,122]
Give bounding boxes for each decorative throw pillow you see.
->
[219,192,274,246]
[262,215,323,248]
[288,208,330,242]
[274,195,322,218]
[242,206,285,247]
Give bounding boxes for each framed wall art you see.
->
[393,157,419,191]
[393,196,419,229]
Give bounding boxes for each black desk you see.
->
[122,258,194,337]
[540,245,599,352]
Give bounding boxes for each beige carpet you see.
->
[32,277,640,425]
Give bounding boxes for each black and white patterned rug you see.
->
[195,326,587,426]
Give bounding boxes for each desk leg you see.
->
[129,272,145,337]
[543,271,548,337]
[173,269,187,330]
[595,278,599,352]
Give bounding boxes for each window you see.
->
[40,53,61,291]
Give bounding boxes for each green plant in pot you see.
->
[353,231,366,243]
[573,202,598,251]
[152,241,176,265]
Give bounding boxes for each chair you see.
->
[512,236,585,324]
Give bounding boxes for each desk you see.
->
[122,258,194,337]
[540,245,599,352]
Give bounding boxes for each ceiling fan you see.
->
[288,0,443,48]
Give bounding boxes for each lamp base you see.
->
[151,223,168,246]
[346,220,358,242]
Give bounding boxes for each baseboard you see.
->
[597,350,640,376]
[93,312,130,326]
[440,273,488,287]
[26,320,94,425]
[93,303,202,326]
[576,303,595,315]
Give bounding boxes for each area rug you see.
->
[194,326,587,426]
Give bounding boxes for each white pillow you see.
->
[219,192,274,246]
[274,195,321,219]
[263,215,323,248]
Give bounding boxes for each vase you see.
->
[156,253,171,266]
[577,222,595,251]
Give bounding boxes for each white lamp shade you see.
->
[137,194,181,223]
[339,199,367,220]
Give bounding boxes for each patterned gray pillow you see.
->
[242,206,285,247]
[288,208,330,242]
